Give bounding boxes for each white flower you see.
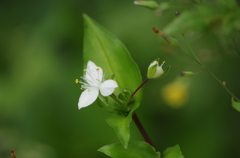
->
[147,59,165,79]
[76,61,118,109]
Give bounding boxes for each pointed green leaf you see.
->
[163,145,185,158]
[105,73,115,80]
[232,97,240,112]
[106,93,140,148]
[83,14,143,148]
[98,141,160,158]
[134,1,159,10]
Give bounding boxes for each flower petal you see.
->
[87,60,98,70]
[78,87,99,109]
[85,61,98,85]
[99,80,118,96]
[85,61,103,86]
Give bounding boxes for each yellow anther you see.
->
[155,61,159,64]
[83,69,86,71]
[96,68,100,71]
[96,79,100,81]
[162,61,166,64]
[75,79,79,84]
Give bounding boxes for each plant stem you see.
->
[132,113,155,147]
[183,35,202,65]
[111,79,155,146]
[182,35,240,102]
[130,78,149,99]
[110,93,123,105]
[204,68,240,102]
[130,78,155,147]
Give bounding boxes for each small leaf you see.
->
[134,1,159,10]
[118,88,132,105]
[161,65,170,78]
[106,99,140,148]
[163,144,185,158]
[98,141,160,158]
[232,97,240,112]
[97,97,116,113]
[105,73,115,80]
[98,93,108,106]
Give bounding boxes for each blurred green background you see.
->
[1,0,240,158]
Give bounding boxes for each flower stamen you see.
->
[161,61,165,66]
[75,79,79,83]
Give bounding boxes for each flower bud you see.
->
[147,58,169,79]
[152,27,179,47]
[175,12,180,17]
[180,71,194,77]
[134,1,159,10]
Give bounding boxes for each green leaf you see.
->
[98,141,160,158]
[134,1,159,10]
[118,88,132,105]
[163,145,185,158]
[105,73,115,80]
[106,93,141,148]
[98,93,108,106]
[232,97,240,112]
[83,14,143,148]
[161,65,170,78]
[97,97,116,113]
[163,2,240,35]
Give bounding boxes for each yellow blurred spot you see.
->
[96,68,100,71]
[83,69,86,71]
[161,81,188,108]
[75,79,79,84]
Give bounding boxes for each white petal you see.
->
[87,61,98,70]
[78,87,99,109]
[95,67,103,83]
[152,66,163,78]
[99,80,118,96]
[149,61,158,68]
[85,61,103,86]
[85,61,98,85]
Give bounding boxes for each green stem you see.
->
[177,46,202,65]
[183,35,202,65]
[110,93,123,105]
[205,69,240,102]
[182,35,240,102]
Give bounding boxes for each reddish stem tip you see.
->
[152,27,159,33]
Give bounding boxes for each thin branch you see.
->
[132,113,154,147]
